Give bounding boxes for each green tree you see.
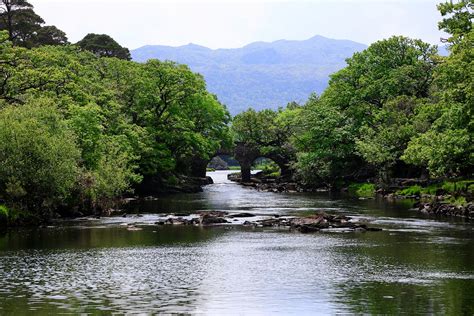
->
[0,0,44,47]
[438,0,473,44]
[0,31,232,217]
[122,59,231,175]
[293,96,356,185]
[77,33,131,60]
[326,36,438,120]
[34,25,69,46]
[232,106,297,176]
[355,96,420,181]
[0,98,80,213]
[232,108,278,147]
[294,37,438,185]
[402,2,473,177]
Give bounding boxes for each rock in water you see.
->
[228,213,256,218]
[199,211,229,225]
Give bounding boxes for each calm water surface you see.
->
[0,171,473,314]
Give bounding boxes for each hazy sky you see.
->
[31,0,447,50]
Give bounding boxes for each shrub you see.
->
[469,184,474,194]
[442,181,457,193]
[0,100,81,213]
[253,159,280,175]
[396,181,474,200]
[421,184,439,195]
[166,175,179,186]
[396,185,423,196]
[447,196,467,207]
[268,171,281,178]
[348,183,376,198]
[442,180,474,194]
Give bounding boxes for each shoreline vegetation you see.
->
[0,0,232,227]
[1,0,473,227]
[224,1,473,220]
[227,171,474,219]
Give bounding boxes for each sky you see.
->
[31,0,447,50]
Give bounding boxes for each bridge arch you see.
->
[234,143,291,182]
[190,142,292,182]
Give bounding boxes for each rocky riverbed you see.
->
[144,211,382,233]
[228,172,474,220]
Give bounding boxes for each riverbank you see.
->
[383,180,474,219]
[227,172,310,193]
[0,174,215,228]
[227,172,474,220]
[136,175,214,195]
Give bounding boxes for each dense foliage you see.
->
[232,0,473,187]
[0,0,230,220]
[0,30,230,218]
[232,104,300,175]
[0,0,472,221]
[0,0,68,47]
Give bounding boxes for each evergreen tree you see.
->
[77,33,131,60]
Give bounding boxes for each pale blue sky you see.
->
[31,0,447,49]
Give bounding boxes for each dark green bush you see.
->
[348,183,376,198]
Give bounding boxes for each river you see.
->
[0,171,473,314]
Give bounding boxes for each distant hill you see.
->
[132,36,368,115]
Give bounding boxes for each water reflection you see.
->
[0,171,473,314]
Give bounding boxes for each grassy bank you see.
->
[347,183,376,198]
[395,180,473,206]
[346,179,473,207]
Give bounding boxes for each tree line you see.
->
[0,0,231,222]
[0,0,472,223]
[0,0,131,58]
[232,0,473,188]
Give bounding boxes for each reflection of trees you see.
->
[333,231,474,314]
[129,194,210,215]
[337,280,474,314]
[0,225,223,250]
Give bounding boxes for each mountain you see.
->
[132,35,367,115]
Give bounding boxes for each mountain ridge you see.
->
[132,35,368,114]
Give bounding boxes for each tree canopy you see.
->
[76,33,131,60]
[0,30,230,216]
[0,0,68,47]
[0,0,472,219]
[231,0,473,187]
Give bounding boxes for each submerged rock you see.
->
[228,212,256,218]
[198,211,230,225]
[253,212,381,233]
[149,210,382,232]
[200,214,228,225]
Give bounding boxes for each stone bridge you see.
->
[191,142,292,182]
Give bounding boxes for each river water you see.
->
[0,171,473,314]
